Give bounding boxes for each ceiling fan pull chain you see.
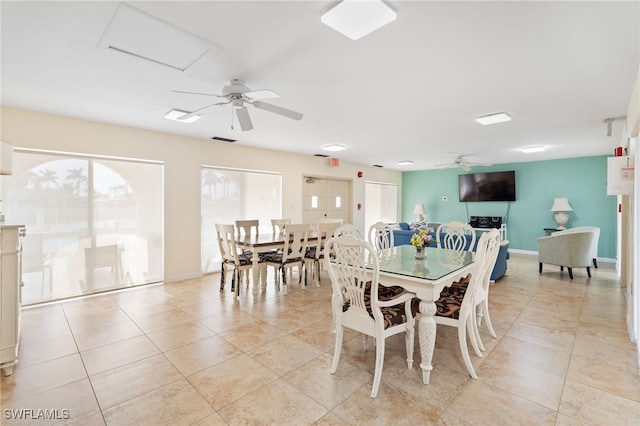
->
[230,106,234,130]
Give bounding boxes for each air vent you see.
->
[372,164,384,168]
[314,153,329,157]
[211,136,237,143]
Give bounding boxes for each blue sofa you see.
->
[391,222,417,246]
[390,223,509,281]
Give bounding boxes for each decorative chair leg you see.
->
[539,262,543,273]
[587,266,591,277]
[316,260,321,287]
[220,263,226,292]
[593,258,598,268]
[568,267,573,279]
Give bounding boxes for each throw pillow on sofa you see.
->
[409,221,428,231]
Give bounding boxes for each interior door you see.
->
[302,177,350,225]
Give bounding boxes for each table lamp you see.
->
[550,197,572,229]
[413,203,426,222]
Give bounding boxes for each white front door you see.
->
[302,177,350,225]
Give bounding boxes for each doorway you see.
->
[301,176,350,225]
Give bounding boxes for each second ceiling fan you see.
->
[173,79,303,131]
[435,155,492,172]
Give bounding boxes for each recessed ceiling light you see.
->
[164,109,200,123]
[397,160,414,166]
[321,0,396,40]
[521,146,546,153]
[322,144,347,152]
[475,112,512,125]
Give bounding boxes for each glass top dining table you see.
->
[372,245,475,386]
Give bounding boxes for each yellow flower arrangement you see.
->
[410,230,433,248]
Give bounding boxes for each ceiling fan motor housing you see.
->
[223,79,251,97]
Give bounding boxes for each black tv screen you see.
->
[458,171,516,202]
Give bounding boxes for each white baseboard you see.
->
[507,248,616,264]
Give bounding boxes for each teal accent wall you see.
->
[402,155,617,258]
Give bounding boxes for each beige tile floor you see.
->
[1,253,639,425]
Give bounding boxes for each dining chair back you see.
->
[368,221,393,251]
[304,220,341,286]
[216,223,260,297]
[334,223,362,238]
[325,233,415,398]
[270,218,292,234]
[436,221,476,252]
[263,223,310,292]
[235,219,260,239]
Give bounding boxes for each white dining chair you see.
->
[412,228,500,379]
[263,223,310,293]
[325,233,415,398]
[216,223,264,297]
[270,218,291,234]
[368,221,393,251]
[436,221,476,252]
[334,223,362,238]
[304,220,341,286]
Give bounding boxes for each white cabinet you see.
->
[607,156,634,195]
[0,224,25,376]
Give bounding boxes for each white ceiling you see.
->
[1,1,638,171]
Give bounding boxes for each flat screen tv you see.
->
[458,171,516,202]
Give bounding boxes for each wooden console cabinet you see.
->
[0,224,25,376]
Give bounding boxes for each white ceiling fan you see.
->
[172,79,303,131]
[435,155,492,172]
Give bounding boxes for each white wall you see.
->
[0,107,402,282]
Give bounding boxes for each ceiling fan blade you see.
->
[172,89,224,98]
[244,89,279,100]
[236,107,253,131]
[252,101,303,121]
[178,100,230,120]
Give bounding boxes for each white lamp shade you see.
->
[413,204,426,215]
[550,197,572,212]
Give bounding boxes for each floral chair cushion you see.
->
[411,274,471,319]
[342,281,412,329]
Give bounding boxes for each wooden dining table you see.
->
[373,245,475,385]
[235,231,322,290]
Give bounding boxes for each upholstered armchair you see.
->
[537,231,597,279]
[552,226,600,268]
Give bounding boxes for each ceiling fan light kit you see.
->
[172,79,303,131]
[321,0,396,40]
[475,112,512,125]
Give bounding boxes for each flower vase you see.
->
[415,246,425,259]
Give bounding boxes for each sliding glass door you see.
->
[2,150,163,305]
[364,181,398,234]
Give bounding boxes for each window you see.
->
[2,150,163,305]
[201,167,282,273]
